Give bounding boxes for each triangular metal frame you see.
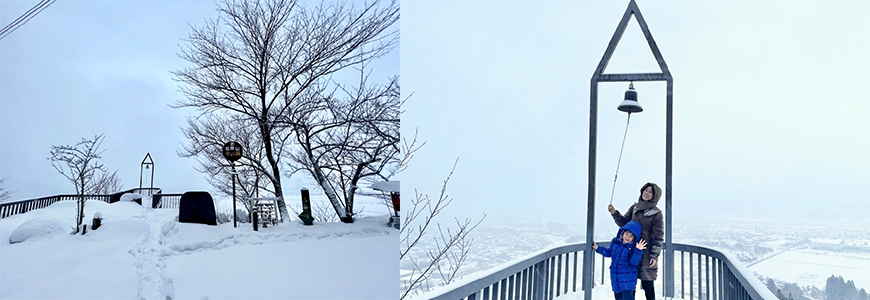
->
[141,153,154,165]
[140,153,154,191]
[592,0,672,82]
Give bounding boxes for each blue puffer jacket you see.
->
[595,220,643,292]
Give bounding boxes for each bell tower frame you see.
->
[583,1,674,299]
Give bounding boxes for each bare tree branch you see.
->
[0,178,15,203]
[400,158,487,299]
[89,170,123,195]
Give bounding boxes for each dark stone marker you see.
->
[178,191,217,226]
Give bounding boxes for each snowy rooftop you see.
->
[370,180,400,193]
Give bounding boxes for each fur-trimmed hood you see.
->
[637,182,662,206]
[635,182,662,216]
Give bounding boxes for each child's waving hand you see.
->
[637,239,647,250]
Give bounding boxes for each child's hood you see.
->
[618,220,643,244]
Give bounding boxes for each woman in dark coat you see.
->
[608,182,664,300]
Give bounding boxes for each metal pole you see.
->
[664,78,674,297]
[232,163,237,228]
[253,209,258,231]
[583,80,598,300]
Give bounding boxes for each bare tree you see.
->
[281,64,400,223]
[177,113,274,217]
[48,134,107,231]
[173,0,398,223]
[89,170,123,194]
[400,158,486,299]
[0,178,15,202]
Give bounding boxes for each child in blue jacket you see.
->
[594,220,647,300]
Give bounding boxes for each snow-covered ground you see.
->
[0,195,398,300]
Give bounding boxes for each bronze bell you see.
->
[617,82,643,113]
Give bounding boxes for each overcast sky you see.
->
[401,0,870,228]
[0,1,398,200]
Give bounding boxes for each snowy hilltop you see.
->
[0,197,397,300]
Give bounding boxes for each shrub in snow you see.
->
[119,193,143,205]
[235,208,250,223]
[215,208,250,224]
[9,218,68,244]
[216,210,232,224]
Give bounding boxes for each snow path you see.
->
[123,207,393,300]
[129,208,173,300]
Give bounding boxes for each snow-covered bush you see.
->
[216,210,232,224]
[119,193,143,203]
[235,208,250,223]
[9,218,68,244]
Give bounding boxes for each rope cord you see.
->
[609,113,632,205]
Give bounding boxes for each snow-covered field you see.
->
[748,249,870,291]
[0,196,397,300]
[678,219,870,294]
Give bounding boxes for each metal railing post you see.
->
[534,261,545,300]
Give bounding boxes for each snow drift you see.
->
[8,218,68,244]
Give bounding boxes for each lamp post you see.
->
[584,1,674,299]
[222,142,243,228]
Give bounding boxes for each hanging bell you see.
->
[617,83,643,113]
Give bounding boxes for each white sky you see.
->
[0,1,398,200]
[1,0,868,226]
[401,1,870,225]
